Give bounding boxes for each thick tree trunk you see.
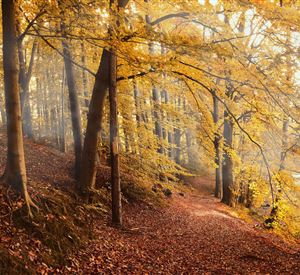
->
[80,50,110,195]
[213,94,221,198]
[221,110,234,206]
[2,0,34,216]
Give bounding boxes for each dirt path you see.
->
[62,178,300,274]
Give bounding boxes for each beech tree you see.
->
[2,0,35,216]
[79,0,130,197]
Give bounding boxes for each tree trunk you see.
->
[152,86,164,153]
[174,97,181,165]
[43,72,50,137]
[133,82,141,127]
[79,0,129,196]
[279,116,289,171]
[109,47,122,227]
[81,42,90,108]
[185,129,192,167]
[17,37,37,138]
[58,0,83,179]
[62,40,83,179]
[60,66,66,152]
[213,94,221,198]
[221,110,234,206]
[2,0,34,216]
[0,99,6,125]
[145,9,163,154]
[80,50,110,195]
[164,90,174,159]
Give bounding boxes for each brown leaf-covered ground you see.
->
[61,189,300,274]
[0,131,299,274]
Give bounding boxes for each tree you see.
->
[212,92,221,198]
[58,0,83,179]
[2,0,35,216]
[109,0,122,227]
[80,0,130,196]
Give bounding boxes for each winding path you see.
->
[63,177,300,274]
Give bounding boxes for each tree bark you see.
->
[109,47,122,227]
[79,0,129,196]
[0,98,6,125]
[174,97,181,165]
[2,0,34,216]
[145,8,163,154]
[81,42,90,108]
[80,50,110,195]
[60,66,66,152]
[213,94,222,198]
[221,110,234,206]
[62,40,83,179]
[58,0,83,179]
[152,86,164,153]
[17,36,37,138]
[163,90,174,159]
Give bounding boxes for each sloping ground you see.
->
[59,192,300,274]
[0,132,299,274]
[0,131,93,274]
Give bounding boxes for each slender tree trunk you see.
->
[185,129,192,167]
[109,46,122,227]
[133,82,141,127]
[213,94,221,198]
[164,90,174,159]
[81,42,90,108]
[2,0,34,216]
[145,8,163,154]
[174,97,181,165]
[221,110,234,206]
[43,72,50,136]
[62,41,83,179]
[152,86,164,153]
[17,38,37,138]
[58,0,83,179]
[36,77,42,139]
[60,66,66,152]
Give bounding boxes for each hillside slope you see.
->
[0,133,299,274]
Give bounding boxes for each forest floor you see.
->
[61,178,300,275]
[0,132,300,274]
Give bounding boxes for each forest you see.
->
[0,0,300,274]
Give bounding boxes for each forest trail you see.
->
[62,177,300,275]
